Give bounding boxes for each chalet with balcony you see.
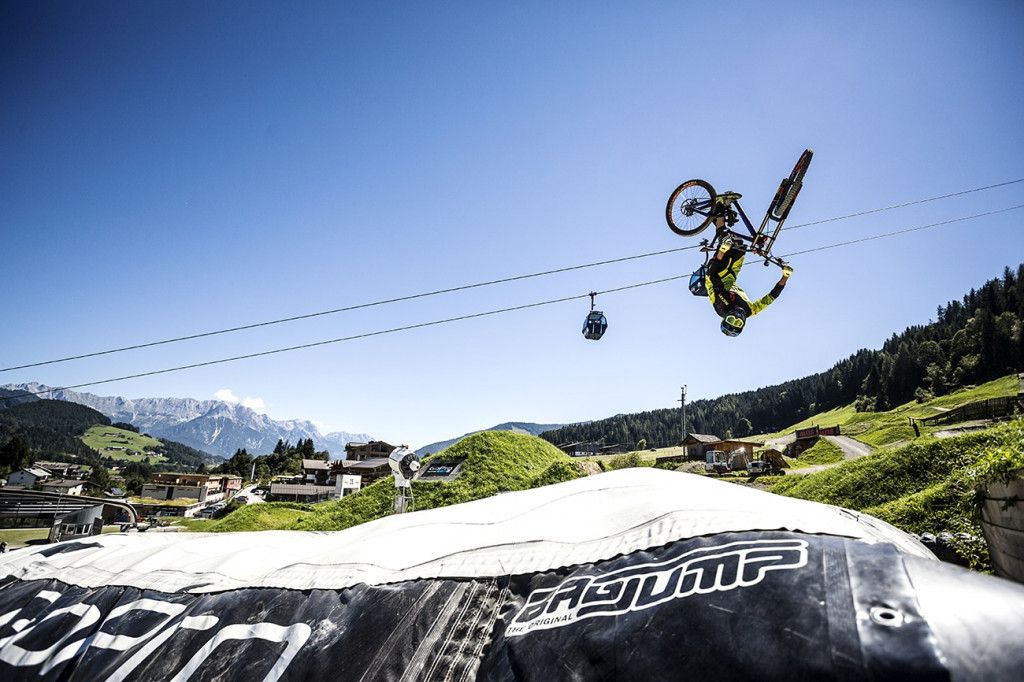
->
[344,441,396,461]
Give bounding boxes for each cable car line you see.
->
[2,178,1021,374]
[781,204,1024,258]
[781,178,1024,232]
[0,245,702,374]
[4,202,1022,402]
[0,275,689,401]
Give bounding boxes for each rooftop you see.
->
[302,458,330,470]
[684,434,721,444]
[269,484,335,496]
[40,479,86,488]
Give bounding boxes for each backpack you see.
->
[689,265,708,297]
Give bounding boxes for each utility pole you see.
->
[679,386,687,445]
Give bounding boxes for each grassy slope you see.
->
[797,438,844,465]
[186,431,582,534]
[174,503,312,532]
[81,425,167,463]
[292,431,582,532]
[762,375,1019,448]
[769,420,1024,567]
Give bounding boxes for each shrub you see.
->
[605,452,653,471]
[770,421,1024,568]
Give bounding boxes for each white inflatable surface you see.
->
[0,468,933,593]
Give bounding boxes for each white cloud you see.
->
[214,389,266,413]
[241,397,265,412]
[311,420,336,434]
[214,389,239,404]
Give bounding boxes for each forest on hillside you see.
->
[542,263,1024,447]
[0,399,218,475]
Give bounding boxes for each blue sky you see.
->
[2,1,1023,448]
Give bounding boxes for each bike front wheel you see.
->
[771,149,813,221]
[666,179,717,236]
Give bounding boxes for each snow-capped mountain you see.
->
[1,383,370,459]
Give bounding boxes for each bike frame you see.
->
[676,149,811,269]
[691,196,787,268]
[708,195,786,266]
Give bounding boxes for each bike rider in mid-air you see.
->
[705,214,793,337]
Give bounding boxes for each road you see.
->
[824,435,874,460]
[236,484,265,505]
[785,435,875,476]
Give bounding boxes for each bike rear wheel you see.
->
[666,179,717,236]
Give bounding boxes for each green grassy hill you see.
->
[0,398,218,473]
[191,431,584,533]
[795,438,844,465]
[81,425,167,463]
[763,375,1019,448]
[770,420,1024,567]
[295,430,582,531]
[0,399,111,464]
[175,502,313,532]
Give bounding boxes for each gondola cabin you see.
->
[582,310,607,340]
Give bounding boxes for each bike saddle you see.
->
[715,191,742,202]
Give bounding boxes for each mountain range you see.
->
[0,383,370,460]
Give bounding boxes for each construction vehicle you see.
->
[748,449,787,476]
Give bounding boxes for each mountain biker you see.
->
[705,216,792,337]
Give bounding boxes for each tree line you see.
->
[215,438,331,481]
[542,263,1024,447]
[0,399,220,487]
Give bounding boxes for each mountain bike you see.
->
[666,149,812,267]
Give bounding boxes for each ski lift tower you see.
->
[388,446,421,514]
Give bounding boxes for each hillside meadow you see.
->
[770,420,1024,567]
[178,431,587,533]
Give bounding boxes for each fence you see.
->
[918,397,1022,426]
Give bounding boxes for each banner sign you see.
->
[4,530,1023,680]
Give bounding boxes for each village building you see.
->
[33,461,89,479]
[344,441,396,461]
[681,434,722,460]
[0,489,131,543]
[335,474,362,497]
[301,458,332,485]
[558,442,605,457]
[39,479,86,496]
[140,473,239,506]
[268,483,336,503]
[714,439,765,470]
[334,458,391,485]
[6,467,54,488]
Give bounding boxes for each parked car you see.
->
[235,495,249,504]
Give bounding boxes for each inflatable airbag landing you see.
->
[1,469,1023,681]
